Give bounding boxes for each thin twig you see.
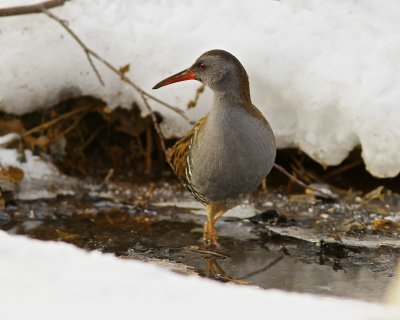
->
[322,159,363,180]
[40,8,190,161]
[76,125,105,153]
[42,9,191,123]
[86,51,105,86]
[189,246,229,259]
[145,124,153,173]
[0,0,68,17]
[41,8,105,86]
[22,105,89,137]
[53,112,87,140]
[273,163,333,197]
[141,95,167,157]
[273,163,310,189]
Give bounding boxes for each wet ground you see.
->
[1,180,399,302]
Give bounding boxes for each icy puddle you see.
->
[1,183,399,302]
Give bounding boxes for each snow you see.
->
[0,231,398,320]
[0,148,77,199]
[0,133,20,147]
[387,265,400,306]
[1,0,400,177]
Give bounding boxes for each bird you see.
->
[153,49,276,246]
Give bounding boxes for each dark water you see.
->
[2,195,398,302]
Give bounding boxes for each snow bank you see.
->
[1,0,400,177]
[0,231,398,320]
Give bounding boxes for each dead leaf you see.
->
[363,186,384,203]
[289,194,316,204]
[372,219,400,234]
[119,64,130,78]
[306,183,339,201]
[55,229,81,240]
[0,166,24,192]
[23,135,51,152]
[366,205,390,216]
[341,219,366,233]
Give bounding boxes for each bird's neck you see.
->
[210,83,268,127]
[213,84,251,110]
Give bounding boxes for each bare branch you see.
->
[273,163,336,198]
[40,9,191,159]
[0,0,68,17]
[39,9,105,86]
[141,95,168,158]
[273,163,310,190]
[22,104,89,137]
[42,9,191,123]
[86,51,105,86]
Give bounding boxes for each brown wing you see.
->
[168,115,207,181]
[168,115,208,203]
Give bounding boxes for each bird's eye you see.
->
[197,62,206,69]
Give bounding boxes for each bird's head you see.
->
[153,49,249,97]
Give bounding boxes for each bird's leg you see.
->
[203,219,211,244]
[203,220,218,247]
[203,203,227,247]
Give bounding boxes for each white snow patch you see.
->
[0,231,398,320]
[0,133,20,147]
[0,147,77,199]
[1,0,400,177]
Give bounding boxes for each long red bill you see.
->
[152,69,196,89]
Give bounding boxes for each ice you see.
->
[1,0,400,177]
[0,230,398,320]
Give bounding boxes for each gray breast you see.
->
[189,105,276,202]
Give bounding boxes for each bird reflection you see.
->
[190,246,285,285]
